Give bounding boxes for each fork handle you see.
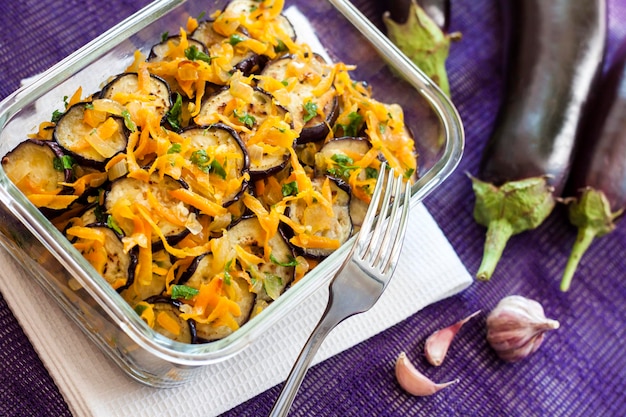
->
[268,297,350,417]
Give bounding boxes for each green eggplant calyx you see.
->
[560,187,623,291]
[383,0,461,97]
[470,175,556,281]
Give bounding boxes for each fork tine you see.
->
[369,170,405,269]
[360,165,394,259]
[382,178,411,275]
[355,162,388,252]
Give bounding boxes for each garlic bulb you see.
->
[486,295,560,362]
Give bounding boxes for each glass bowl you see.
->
[0,0,463,387]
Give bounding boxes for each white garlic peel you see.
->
[486,295,560,362]
[424,310,481,366]
[395,352,459,396]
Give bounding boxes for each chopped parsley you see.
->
[233,109,256,129]
[166,93,183,131]
[84,103,94,110]
[185,45,212,64]
[134,304,148,315]
[365,167,379,179]
[334,111,363,137]
[270,254,299,267]
[274,39,288,54]
[190,150,227,178]
[167,143,182,154]
[224,259,233,285]
[281,181,298,197]
[404,168,415,180]
[327,154,356,179]
[121,109,137,132]
[51,109,64,123]
[160,31,169,42]
[171,284,199,300]
[107,215,123,236]
[229,33,246,45]
[53,155,75,171]
[302,101,318,123]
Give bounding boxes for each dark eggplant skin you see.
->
[470,0,607,281]
[143,295,198,344]
[560,40,626,291]
[385,0,450,30]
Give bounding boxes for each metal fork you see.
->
[269,163,412,417]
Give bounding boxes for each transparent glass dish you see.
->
[0,0,464,387]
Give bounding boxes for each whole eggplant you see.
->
[560,41,626,291]
[471,0,606,281]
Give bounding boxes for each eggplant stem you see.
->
[476,219,514,281]
[560,226,597,291]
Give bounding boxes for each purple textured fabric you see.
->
[1,1,625,416]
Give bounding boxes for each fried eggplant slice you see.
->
[54,102,128,168]
[191,20,265,75]
[100,72,172,123]
[2,139,77,211]
[195,87,293,178]
[142,296,197,344]
[259,53,338,142]
[65,224,137,292]
[228,217,295,311]
[177,253,255,342]
[178,123,250,207]
[285,176,352,258]
[105,174,192,248]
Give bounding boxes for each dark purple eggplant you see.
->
[284,176,353,259]
[560,40,626,291]
[100,72,172,124]
[382,0,461,96]
[104,173,192,249]
[2,139,76,213]
[54,102,128,168]
[178,123,250,207]
[143,295,198,344]
[195,86,292,178]
[191,21,266,76]
[65,223,137,292]
[385,0,450,30]
[259,53,339,143]
[471,0,606,281]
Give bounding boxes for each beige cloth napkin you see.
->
[0,203,472,417]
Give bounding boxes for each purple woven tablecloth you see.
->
[1,0,625,416]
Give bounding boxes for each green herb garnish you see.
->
[229,33,246,45]
[121,109,137,132]
[51,110,64,123]
[190,150,227,178]
[84,103,94,110]
[107,215,124,236]
[281,181,299,197]
[185,45,212,64]
[134,304,148,315]
[274,39,288,53]
[167,143,182,154]
[302,101,318,123]
[270,254,299,267]
[166,93,183,131]
[327,154,357,179]
[171,284,200,300]
[224,259,233,285]
[334,111,363,137]
[53,155,75,171]
[233,109,256,129]
[161,31,169,42]
[404,168,415,180]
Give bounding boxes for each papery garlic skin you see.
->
[486,295,560,362]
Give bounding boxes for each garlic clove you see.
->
[424,310,481,366]
[395,352,459,396]
[486,295,560,362]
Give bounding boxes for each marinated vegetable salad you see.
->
[2,0,417,343]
